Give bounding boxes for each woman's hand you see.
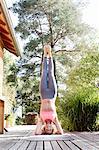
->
[53,117,63,134]
[35,118,43,135]
[54,131,63,135]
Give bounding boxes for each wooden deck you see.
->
[0,126,99,150]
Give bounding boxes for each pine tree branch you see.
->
[36,55,42,58]
[48,11,54,48]
[36,15,44,47]
[41,5,54,47]
[53,29,62,44]
[55,49,80,53]
[53,30,67,45]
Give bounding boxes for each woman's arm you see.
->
[53,116,63,134]
[35,118,43,135]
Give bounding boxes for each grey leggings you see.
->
[39,57,57,99]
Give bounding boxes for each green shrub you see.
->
[95,113,99,131]
[15,116,23,125]
[60,87,99,131]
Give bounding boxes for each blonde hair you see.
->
[42,126,54,135]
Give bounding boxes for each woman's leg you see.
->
[48,57,57,99]
[39,57,48,99]
[39,45,57,99]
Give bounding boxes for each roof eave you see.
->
[1,0,22,57]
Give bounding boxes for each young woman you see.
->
[35,45,63,135]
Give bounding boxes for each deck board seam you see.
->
[57,140,64,150]
[8,139,20,150]
[24,141,31,150]
[70,140,82,150]
[50,141,54,150]
[63,140,73,150]
[72,134,99,149]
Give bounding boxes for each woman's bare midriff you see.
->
[40,99,56,111]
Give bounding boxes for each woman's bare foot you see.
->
[48,47,52,57]
[44,45,48,57]
[44,45,52,57]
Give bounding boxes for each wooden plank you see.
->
[64,140,80,150]
[82,132,99,142]
[72,132,99,143]
[0,25,9,34]
[81,141,99,150]
[17,141,30,150]
[3,40,14,48]
[0,129,99,150]
[3,37,12,43]
[9,140,24,150]
[86,141,99,149]
[72,139,98,150]
[5,46,16,55]
[0,139,15,150]
[0,18,6,25]
[71,133,99,149]
[1,32,12,42]
[96,142,99,145]
[44,141,53,150]
[51,141,62,150]
[1,140,19,150]
[0,131,30,141]
[26,134,73,141]
[57,141,70,150]
[36,141,43,150]
[27,142,36,150]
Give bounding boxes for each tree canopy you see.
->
[5,0,99,129]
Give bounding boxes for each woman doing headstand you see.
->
[35,45,63,135]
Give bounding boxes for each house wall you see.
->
[0,100,4,134]
[0,43,4,134]
[0,44,3,96]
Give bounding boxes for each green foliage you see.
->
[3,51,17,124]
[6,0,98,126]
[10,0,91,115]
[96,113,99,130]
[6,63,19,87]
[25,101,40,114]
[15,116,23,125]
[61,88,98,131]
[12,0,90,48]
[60,51,99,131]
[67,51,99,89]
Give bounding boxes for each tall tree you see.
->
[9,0,94,114]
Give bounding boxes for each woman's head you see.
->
[43,119,54,134]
